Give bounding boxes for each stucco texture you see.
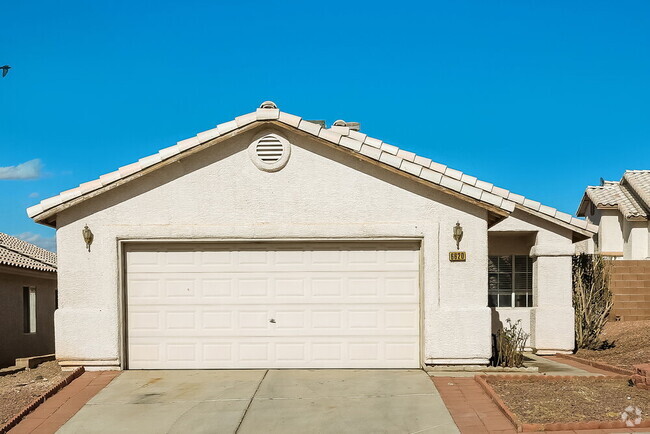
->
[52,123,575,368]
[0,268,56,368]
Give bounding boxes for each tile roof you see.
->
[27,102,597,236]
[579,171,650,220]
[623,171,650,212]
[0,233,57,272]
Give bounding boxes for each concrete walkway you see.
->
[57,369,458,434]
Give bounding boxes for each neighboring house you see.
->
[27,102,596,370]
[0,233,57,368]
[577,171,650,259]
[577,171,650,322]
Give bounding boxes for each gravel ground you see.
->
[0,361,70,426]
[576,320,650,371]
[488,377,650,424]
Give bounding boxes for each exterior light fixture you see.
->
[453,222,463,250]
[82,224,94,252]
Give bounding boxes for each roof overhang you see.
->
[29,103,594,241]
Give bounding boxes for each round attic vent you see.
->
[248,132,291,172]
[256,135,284,163]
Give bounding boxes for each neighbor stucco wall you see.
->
[54,125,495,368]
[583,206,650,260]
[599,210,625,254]
[0,267,56,368]
[623,219,649,260]
[489,209,576,354]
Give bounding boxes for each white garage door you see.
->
[125,242,420,369]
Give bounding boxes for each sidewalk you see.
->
[9,371,120,434]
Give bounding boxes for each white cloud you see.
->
[28,192,39,198]
[16,232,56,252]
[0,159,43,180]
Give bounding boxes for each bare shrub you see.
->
[492,318,529,368]
[573,253,613,350]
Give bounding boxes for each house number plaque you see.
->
[449,251,466,262]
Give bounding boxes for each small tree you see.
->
[573,253,613,350]
[492,318,529,368]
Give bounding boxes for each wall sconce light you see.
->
[453,222,463,250]
[82,224,94,252]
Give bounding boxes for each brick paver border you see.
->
[7,370,120,434]
[475,374,650,432]
[555,353,635,376]
[0,367,84,433]
[432,377,517,433]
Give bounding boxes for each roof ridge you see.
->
[26,103,597,235]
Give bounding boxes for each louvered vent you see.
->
[256,135,284,163]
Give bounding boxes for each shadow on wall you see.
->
[489,307,532,351]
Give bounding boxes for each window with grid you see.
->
[488,255,533,307]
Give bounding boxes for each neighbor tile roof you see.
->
[27,102,597,235]
[579,171,650,220]
[0,233,57,272]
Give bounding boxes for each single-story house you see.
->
[577,171,650,260]
[0,232,57,368]
[27,102,596,370]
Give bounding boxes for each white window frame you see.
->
[488,255,533,308]
[23,286,37,334]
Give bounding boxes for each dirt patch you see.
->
[576,320,650,371]
[0,361,70,425]
[487,376,650,424]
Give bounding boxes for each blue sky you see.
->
[2,1,649,251]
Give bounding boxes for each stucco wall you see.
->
[54,125,495,368]
[623,220,649,260]
[0,267,56,368]
[489,210,575,354]
[52,124,577,368]
[599,210,625,254]
[587,208,649,260]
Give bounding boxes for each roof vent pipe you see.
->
[330,120,361,132]
[259,101,278,109]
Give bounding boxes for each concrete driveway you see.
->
[58,369,458,433]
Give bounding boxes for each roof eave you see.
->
[281,120,512,222]
[576,194,591,217]
[31,118,513,227]
[516,204,596,242]
[0,263,57,276]
[30,121,264,226]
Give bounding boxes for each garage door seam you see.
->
[234,369,268,433]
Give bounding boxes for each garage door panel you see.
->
[128,336,420,369]
[129,304,418,337]
[126,243,420,369]
[127,245,419,274]
[128,272,418,304]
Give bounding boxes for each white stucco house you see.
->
[27,102,596,370]
[577,171,650,259]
